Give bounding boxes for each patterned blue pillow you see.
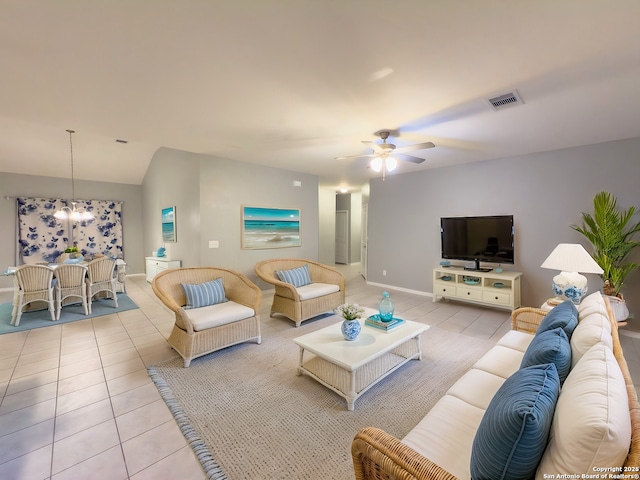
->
[537,300,579,339]
[470,363,560,480]
[275,264,311,287]
[181,278,228,309]
[520,327,572,384]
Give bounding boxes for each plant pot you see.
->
[606,294,630,322]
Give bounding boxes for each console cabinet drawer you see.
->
[456,288,483,301]
[483,291,511,306]
[434,283,457,296]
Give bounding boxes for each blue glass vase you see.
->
[378,291,394,322]
[341,319,361,341]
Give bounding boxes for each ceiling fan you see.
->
[336,130,435,178]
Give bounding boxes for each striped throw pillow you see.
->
[181,278,228,309]
[275,264,311,287]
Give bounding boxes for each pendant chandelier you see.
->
[54,130,94,222]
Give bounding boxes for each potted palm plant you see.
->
[571,191,640,321]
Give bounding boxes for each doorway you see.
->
[335,210,348,264]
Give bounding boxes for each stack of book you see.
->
[364,314,405,331]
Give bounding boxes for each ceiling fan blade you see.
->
[399,154,426,164]
[362,141,385,154]
[334,153,377,160]
[394,141,435,153]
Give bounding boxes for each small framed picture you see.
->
[161,206,176,243]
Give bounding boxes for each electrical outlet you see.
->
[208,240,219,248]
[382,270,387,276]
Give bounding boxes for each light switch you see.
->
[209,240,219,248]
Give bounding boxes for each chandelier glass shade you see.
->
[54,130,94,222]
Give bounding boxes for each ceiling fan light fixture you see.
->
[385,157,397,172]
[370,157,383,172]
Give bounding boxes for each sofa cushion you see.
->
[570,311,613,368]
[276,264,311,287]
[446,368,506,411]
[577,290,604,313]
[296,282,340,301]
[470,363,560,480]
[403,394,486,480]
[184,300,255,331]
[472,345,525,379]
[537,300,579,339]
[520,327,572,384]
[536,342,632,475]
[496,329,535,353]
[181,278,228,309]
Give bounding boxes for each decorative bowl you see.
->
[492,282,504,288]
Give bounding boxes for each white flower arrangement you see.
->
[335,303,365,321]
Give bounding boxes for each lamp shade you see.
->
[540,243,603,274]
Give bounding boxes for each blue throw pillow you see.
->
[520,327,572,384]
[275,264,311,287]
[470,363,560,480]
[181,278,228,309]
[537,300,579,339]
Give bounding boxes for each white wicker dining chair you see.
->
[85,257,119,314]
[54,264,89,320]
[11,264,56,326]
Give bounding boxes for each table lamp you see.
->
[540,243,604,305]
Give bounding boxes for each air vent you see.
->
[487,90,524,111]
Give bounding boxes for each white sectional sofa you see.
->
[352,292,640,479]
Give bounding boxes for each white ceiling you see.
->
[2,1,640,191]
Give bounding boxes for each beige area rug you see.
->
[148,318,497,480]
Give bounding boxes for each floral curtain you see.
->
[17,197,124,264]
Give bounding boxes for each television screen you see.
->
[440,215,514,268]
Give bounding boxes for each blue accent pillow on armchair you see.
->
[470,363,560,480]
[275,264,312,287]
[181,278,228,309]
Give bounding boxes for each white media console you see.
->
[432,266,522,310]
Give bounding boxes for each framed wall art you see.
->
[161,206,177,243]
[242,205,300,249]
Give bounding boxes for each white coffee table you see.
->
[293,315,429,410]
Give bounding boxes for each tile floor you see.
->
[0,264,639,479]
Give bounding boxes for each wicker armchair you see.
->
[11,264,56,326]
[152,267,262,367]
[254,258,346,327]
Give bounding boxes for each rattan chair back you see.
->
[86,257,118,313]
[12,264,56,326]
[54,264,89,320]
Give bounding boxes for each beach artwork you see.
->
[161,206,176,242]
[242,206,300,249]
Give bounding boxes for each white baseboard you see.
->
[365,280,433,298]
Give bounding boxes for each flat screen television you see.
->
[440,215,514,271]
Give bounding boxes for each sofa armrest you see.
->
[511,306,548,334]
[221,271,263,312]
[352,427,458,480]
[307,262,346,290]
[175,307,195,335]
